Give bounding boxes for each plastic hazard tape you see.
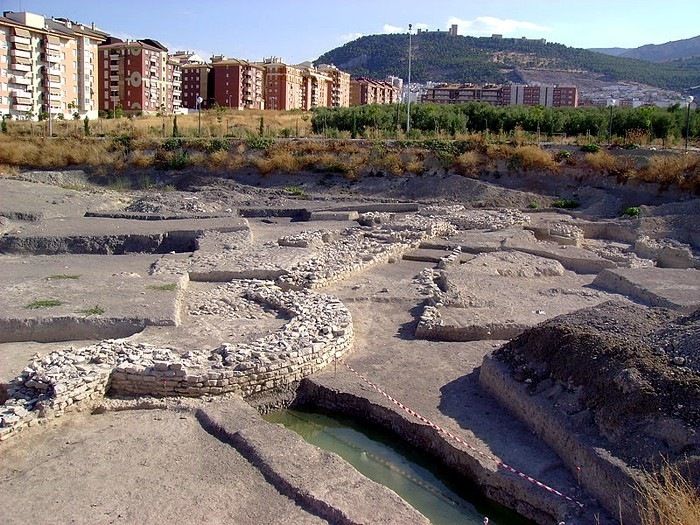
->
[343,362,585,509]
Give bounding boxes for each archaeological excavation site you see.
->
[0,154,698,525]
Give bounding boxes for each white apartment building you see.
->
[0,11,107,120]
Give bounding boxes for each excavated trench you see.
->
[0,231,198,255]
[265,408,532,525]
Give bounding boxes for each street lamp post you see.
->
[686,96,694,152]
[196,96,203,137]
[406,24,413,135]
[607,99,617,144]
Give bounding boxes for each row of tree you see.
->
[311,102,699,141]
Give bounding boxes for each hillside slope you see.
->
[621,35,700,62]
[315,32,700,91]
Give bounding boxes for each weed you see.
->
[79,305,105,317]
[623,206,641,218]
[25,299,63,309]
[580,143,600,153]
[284,185,308,198]
[46,274,80,280]
[453,151,482,176]
[636,462,700,525]
[246,135,274,150]
[551,198,580,209]
[147,283,178,292]
[528,202,540,209]
[510,146,557,171]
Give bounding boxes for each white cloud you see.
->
[383,23,429,34]
[447,16,551,36]
[339,32,364,43]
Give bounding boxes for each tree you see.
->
[83,115,90,136]
[172,115,179,137]
[1,116,7,134]
[259,116,265,136]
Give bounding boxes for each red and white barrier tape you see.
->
[343,362,584,509]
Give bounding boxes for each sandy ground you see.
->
[0,408,325,525]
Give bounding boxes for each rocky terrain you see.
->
[0,167,699,525]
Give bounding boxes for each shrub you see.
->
[551,198,580,209]
[510,146,556,171]
[639,154,700,191]
[622,206,641,218]
[246,135,274,150]
[25,299,62,309]
[554,150,571,162]
[584,151,620,173]
[580,143,600,153]
[453,151,482,176]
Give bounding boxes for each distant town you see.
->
[0,11,691,121]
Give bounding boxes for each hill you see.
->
[620,35,700,62]
[315,32,700,91]
[589,47,628,57]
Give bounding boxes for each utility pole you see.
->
[196,96,203,137]
[406,24,412,135]
[686,96,694,152]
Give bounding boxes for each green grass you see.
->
[79,305,105,317]
[284,185,308,198]
[147,283,178,292]
[46,274,81,280]
[25,299,63,309]
[551,198,580,209]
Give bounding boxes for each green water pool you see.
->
[265,409,531,525]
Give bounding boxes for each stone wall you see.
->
[0,282,353,443]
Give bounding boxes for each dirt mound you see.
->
[494,301,700,471]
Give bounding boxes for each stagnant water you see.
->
[265,409,531,525]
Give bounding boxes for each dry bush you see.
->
[638,154,700,191]
[267,149,300,172]
[584,150,620,172]
[405,158,424,174]
[129,150,154,169]
[636,463,700,525]
[378,152,404,176]
[485,144,515,160]
[510,146,557,170]
[453,151,484,176]
[0,164,19,176]
[251,156,274,175]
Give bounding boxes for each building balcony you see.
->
[10,35,31,45]
[10,89,32,99]
[45,42,62,52]
[10,63,32,73]
[110,74,120,81]
[12,103,32,112]
[109,64,119,71]
[9,75,31,85]
[46,54,61,63]
[11,49,31,59]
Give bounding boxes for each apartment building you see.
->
[295,62,332,110]
[0,11,106,120]
[211,57,264,110]
[317,64,350,108]
[350,77,400,106]
[262,58,303,110]
[98,37,181,115]
[421,83,578,107]
[181,63,211,109]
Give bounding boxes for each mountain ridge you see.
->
[591,34,700,62]
[315,32,700,92]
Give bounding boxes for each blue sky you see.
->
[2,0,699,63]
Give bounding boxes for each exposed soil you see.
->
[495,301,700,473]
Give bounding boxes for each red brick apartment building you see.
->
[350,78,400,106]
[210,57,264,110]
[421,83,578,107]
[180,63,211,109]
[261,58,303,110]
[317,64,350,108]
[98,37,181,115]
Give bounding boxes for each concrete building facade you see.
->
[211,58,264,110]
[0,11,106,120]
[350,77,400,106]
[262,58,303,111]
[421,83,579,107]
[317,64,350,108]
[98,37,181,115]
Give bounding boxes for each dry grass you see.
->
[636,463,700,525]
[453,151,484,176]
[638,154,700,191]
[584,150,620,172]
[511,146,557,171]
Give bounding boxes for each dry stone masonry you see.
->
[0,281,353,442]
